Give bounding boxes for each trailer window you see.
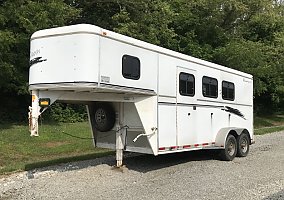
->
[222,81,235,101]
[122,55,140,80]
[202,76,218,98]
[179,72,195,96]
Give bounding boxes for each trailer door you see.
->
[176,67,198,147]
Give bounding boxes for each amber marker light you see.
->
[39,98,50,107]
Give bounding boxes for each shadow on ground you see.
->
[24,151,114,171]
[25,149,221,177]
[263,189,284,200]
[123,150,220,173]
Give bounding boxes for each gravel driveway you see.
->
[0,131,283,200]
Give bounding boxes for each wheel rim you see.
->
[95,108,106,125]
[227,139,236,156]
[240,137,248,153]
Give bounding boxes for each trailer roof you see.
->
[31,24,253,79]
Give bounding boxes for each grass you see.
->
[254,114,284,135]
[0,122,113,175]
[0,114,283,175]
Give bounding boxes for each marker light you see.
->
[39,98,50,107]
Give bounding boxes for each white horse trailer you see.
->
[28,24,254,167]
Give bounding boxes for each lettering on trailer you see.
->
[101,76,110,83]
[30,49,40,58]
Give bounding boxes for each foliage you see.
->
[111,0,178,49]
[43,103,88,123]
[1,0,284,122]
[0,0,79,122]
[213,40,284,112]
[0,0,79,94]
[83,0,283,114]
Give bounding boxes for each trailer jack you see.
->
[116,125,124,167]
[115,103,128,168]
[28,91,41,136]
[28,106,38,136]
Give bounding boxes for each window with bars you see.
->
[202,76,218,98]
[179,72,195,96]
[222,81,235,101]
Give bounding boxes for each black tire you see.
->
[93,103,116,132]
[236,133,250,157]
[219,134,237,161]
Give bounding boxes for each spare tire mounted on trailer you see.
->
[93,103,116,132]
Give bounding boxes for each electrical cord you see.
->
[60,125,129,141]
[116,125,129,132]
[60,131,96,140]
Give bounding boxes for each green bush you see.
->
[0,93,87,124]
[42,103,88,123]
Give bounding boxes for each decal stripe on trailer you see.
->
[159,142,216,152]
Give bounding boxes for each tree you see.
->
[169,0,284,113]
[111,0,177,49]
[214,39,284,113]
[1,0,284,122]
[46,0,284,114]
[74,0,177,49]
[0,0,79,122]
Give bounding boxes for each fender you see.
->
[215,127,245,148]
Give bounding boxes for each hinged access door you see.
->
[176,66,198,147]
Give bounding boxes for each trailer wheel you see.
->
[219,134,237,161]
[93,103,116,132]
[236,133,250,157]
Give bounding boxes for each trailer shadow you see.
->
[262,189,284,200]
[123,150,220,173]
[24,150,220,178]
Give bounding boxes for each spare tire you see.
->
[93,103,116,132]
